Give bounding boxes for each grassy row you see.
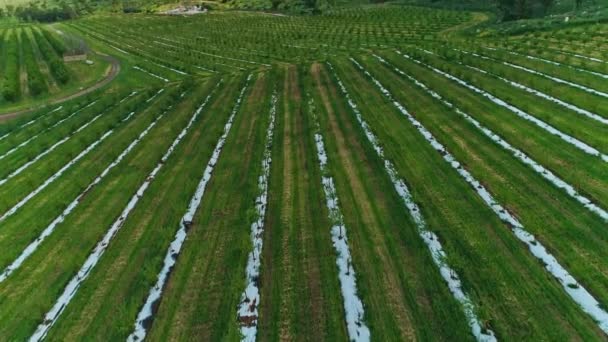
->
[357,52,608,331]
[257,65,348,341]
[20,28,48,97]
[37,76,245,340]
[0,87,174,272]
[400,48,608,152]
[0,79,209,340]
[146,72,273,340]
[1,30,21,102]
[0,93,125,173]
[379,50,608,207]
[0,90,124,156]
[424,42,608,117]
[307,62,474,340]
[32,27,70,85]
[329,57,605,340]
[0,88,160,223]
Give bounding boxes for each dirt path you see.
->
[0,53,120,123]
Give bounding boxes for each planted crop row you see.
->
[20,29,48,97]
[33,27,70,85]
[2,30,21,102]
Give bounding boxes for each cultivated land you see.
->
[0,2,607,341]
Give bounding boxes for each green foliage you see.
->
[1,30,21,102]
[20,29,47,96]
[41,28,66,55]
[32,27,70,84]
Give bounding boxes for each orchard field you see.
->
[0,2,607,341]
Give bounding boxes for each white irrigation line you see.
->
[0,101,100,162]
[353,57,608,334]
[28,82,222,342]
[127,75,251,342]
[0,106,63,142]
[492,47,608,79]
[236,91,277,342]
[133,66,170,83]
[0,93,184,284]
[0,93,137,188]
[397,52,608,163]
[308,97,370,341]
[375,54,608,221]
[327,62,496,342]
[462,49,608,99]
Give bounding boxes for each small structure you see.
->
[163,4,208,15]
[63,35,89,62]
[63,54,87,62]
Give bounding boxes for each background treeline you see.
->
[405,0,605,20]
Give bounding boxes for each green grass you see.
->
[1,4,608,341]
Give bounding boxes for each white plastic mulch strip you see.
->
[308,97,370,341]
[0,101,100,161]
[133,66,170,83]
[397,52,608,164]
[327,62,496,342]
[194,65,217,73]
[236,91,277,342]
[0,129,114,226]
[126,76,251,342]
[0,91,154,223]
[20,106,63,129]
[28,82,222,342]
[376,54,608,221]
[0,93,138,189]
[463,49,608,99]
[353,57,608,335]
[495,47,608,79]
[436,48,608,126]
[0,93,187,284]
[146,89,165,103]
[559,50,607,64]
[0,106,63,142]
[463,64,608,126]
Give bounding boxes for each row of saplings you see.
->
[1,28,70,103]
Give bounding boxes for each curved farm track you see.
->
[0,54,120,123]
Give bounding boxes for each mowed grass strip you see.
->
[448,44,608,119]
[479,46,608,96]
[308,62,473,341]
[402,48,608,153]
[0,88,175,269]
[40,76,244,340]
[0,95,101,156]
[0,89,158,214]
[0,93,119,174]
[0,82,194,339]
[330,57,606,340]
[358,53,608,330]
[146,72,272,341]
[378,50,608,209]
[258,65,348,341]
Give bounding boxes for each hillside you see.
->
[1,1,608,341]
